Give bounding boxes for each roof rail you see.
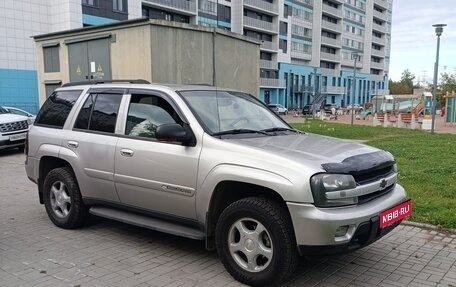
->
[61,79,150,87]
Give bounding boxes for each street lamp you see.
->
[431,23,446,134]
[351,52,361,125]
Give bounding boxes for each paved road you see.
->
[1,150,455,287]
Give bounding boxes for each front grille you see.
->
[0,120,28,133]
[353,165,394,185]
[358,185,395,204]
[353,165,396,204]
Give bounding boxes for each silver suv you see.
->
[25,81,410,286]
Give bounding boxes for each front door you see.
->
[68,38,111,82]
[114,91,201,220]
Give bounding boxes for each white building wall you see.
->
[128,0,143,19]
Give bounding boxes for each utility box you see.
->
[33,18,260,105]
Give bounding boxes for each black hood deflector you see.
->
[321,151,395,175]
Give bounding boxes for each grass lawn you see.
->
[290,118,456,229]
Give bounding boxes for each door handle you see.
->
[67,141,79,148]
[120,149,134,157]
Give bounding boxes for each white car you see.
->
[0,106,30,151]
[3,106,36,124]
[268,104,288,115]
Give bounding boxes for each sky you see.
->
[389,0,456,84]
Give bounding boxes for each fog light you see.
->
[335,225,349,237]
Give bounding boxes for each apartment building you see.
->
[137,0,392,109]
[0,0,392,112]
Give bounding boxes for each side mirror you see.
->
[156,123,193,144]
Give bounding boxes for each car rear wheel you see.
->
[43,167,88,229]
[216,197,298,286]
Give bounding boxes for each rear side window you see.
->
[35,90,82,128]
[74,93,122,133]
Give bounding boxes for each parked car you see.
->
[346,104,363,111]
[25,81,410,286]
[0,106,29,151]
[3,106,36,124]
[268,103,288,115]
[323,103,339,113]
[302,104,314,115]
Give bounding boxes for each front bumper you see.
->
[0,138,25,150]
[287,184,407,255]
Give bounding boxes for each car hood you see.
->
[228,133,393,172]
[0,113,29,124]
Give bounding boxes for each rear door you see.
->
[64,89,124,203]
[114,90,201,220]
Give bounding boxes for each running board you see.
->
[89,206,205,240]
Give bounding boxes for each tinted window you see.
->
[75,93,122,133]
[125,94,179,139]
[35,90,82,128]
[74,94,95,130]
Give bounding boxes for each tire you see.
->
[215,197,298,287]
[43,167,89,229]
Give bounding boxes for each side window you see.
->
[35,90,83,128]
[74,93,122,133]
[125,94,180,139]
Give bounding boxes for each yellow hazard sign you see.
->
[76,65,82,75]
[97,64,103,73]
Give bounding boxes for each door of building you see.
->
[68,38,112,82]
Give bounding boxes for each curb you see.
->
[402,220,456,234]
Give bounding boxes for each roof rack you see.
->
[61,79,150,87]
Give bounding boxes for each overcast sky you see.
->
[389,0,456,84]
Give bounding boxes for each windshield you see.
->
[179,90,290,135]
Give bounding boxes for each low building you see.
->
[33,18,260,104]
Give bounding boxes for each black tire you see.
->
[215,197,298,287]
[43,167,89,229]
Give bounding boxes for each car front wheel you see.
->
[215,197,298,286]
[43,167,88,229]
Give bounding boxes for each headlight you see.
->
[310,174,358,207]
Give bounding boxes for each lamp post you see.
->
[431,23,446,134]
[351,52,361,125]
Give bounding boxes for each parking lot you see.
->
[1,150,455,287]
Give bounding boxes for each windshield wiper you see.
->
[212,129,268,136]
[261,127,300,133]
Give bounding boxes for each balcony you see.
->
[291,50,312,60]
[373,10,388,22]
[260,78,286,87]
[321,20,342,33]
[370,61,385,70]
[371,48,385,58]
[322,4,343,18]
[372,35,386,46]
[260,40,278,51]
[370,74,384,82]
[371,88,389,95]
[322,86,345,94]
[260,59,278,70]
[344,1,366,12]
[320,52,341,62]
[244,0,278,16]
[142,0,197,15]
[321,36,340,47]
[341,59,362,68]
[198,0,217,16]
[243,16,277,34]
[374,0,389,10]
[372,22,387,33]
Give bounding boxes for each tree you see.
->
[438,72,456,105]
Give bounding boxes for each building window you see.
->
[113,0,125,12]
[82,0,98,7]
[43,45,60,73]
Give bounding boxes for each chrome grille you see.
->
[0,120,28,133]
